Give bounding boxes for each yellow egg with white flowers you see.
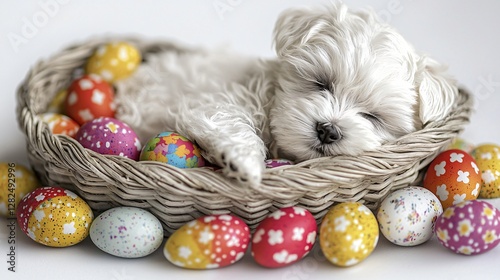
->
[86,42,141,82]
[0,163,39,217]
[471,144,500,198]
[319,202,379,267]
[17,186,93,247]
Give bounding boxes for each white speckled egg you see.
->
[377,186,443,246]
[90,207,164,258]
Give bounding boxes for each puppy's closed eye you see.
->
[314,80,332,92]
[360,112,383,126]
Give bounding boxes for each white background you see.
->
[1,0,500,279]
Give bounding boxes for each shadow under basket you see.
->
[16,38,473,236]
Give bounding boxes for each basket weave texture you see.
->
[16,38,473,235]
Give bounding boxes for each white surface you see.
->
[1,0,500,279]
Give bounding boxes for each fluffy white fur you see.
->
[115,3,458,187]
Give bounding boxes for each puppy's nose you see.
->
[316,123,342,144]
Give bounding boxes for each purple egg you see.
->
[76,117,141,160]
[265,159,294,168]
[435,200,500,255]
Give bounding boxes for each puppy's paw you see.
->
[219,150,264,187]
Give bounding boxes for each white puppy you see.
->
[115,3,457,187]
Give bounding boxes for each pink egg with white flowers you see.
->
[76,117,141,160]
[435,200,500,255]
[251,207,317,268]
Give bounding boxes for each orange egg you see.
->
[423,149,481,209]
[39,113,80,138]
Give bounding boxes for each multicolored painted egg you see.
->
[65,74,115,125]
[423,149,481,209]
[251,207,317,268]
[86,42,141,82]
[435,200,500,255]
[39,113,80,137]
[140,132,205,168]
[16,186,93,247]
[319,202,379,267]
[164,214,250,269]
[448,138,475,153]
[47,89,68,113]
[0,163,39,217]
[377,186,443,246]
[90,207,163,258]
[471,144,500,198]
[265,159,294,168]
[76,117,141,160]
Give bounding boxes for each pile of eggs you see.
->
[6,39,500,269]
[41,42,204,168]
[3,136,500,270]
[42,41,294,171]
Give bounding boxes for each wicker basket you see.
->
[16,37,473,236]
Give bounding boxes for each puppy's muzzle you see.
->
[316,122,342,144]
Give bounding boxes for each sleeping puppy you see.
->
[115,2,457,187]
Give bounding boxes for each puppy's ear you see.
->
[273,7,314,57]
[273,4,348,57]
[415,56,458,125]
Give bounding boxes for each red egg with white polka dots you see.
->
[65,74,115,125]
[251,207,317,268]
[424,149,481,209]
[164,214,250,269]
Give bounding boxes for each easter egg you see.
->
[65,74,115,125]
[140,132,205,168]
[435,200,500,255]
[164,214,250,269]
[0,163,39,217]
[251,207,317,268]
[47,89,68,113]
[377,186,443,246]
[448,138,475,153]
[319,202,379,267]
[471,144,500,198]
[40,113,80,137]
[16,186,93,247]
[265,159,294,168]
[76,117,141,160]
[90,207,163,258]
[86,42,141,82]
[423,149,481,209]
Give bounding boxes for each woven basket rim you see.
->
[15,36,473,232]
